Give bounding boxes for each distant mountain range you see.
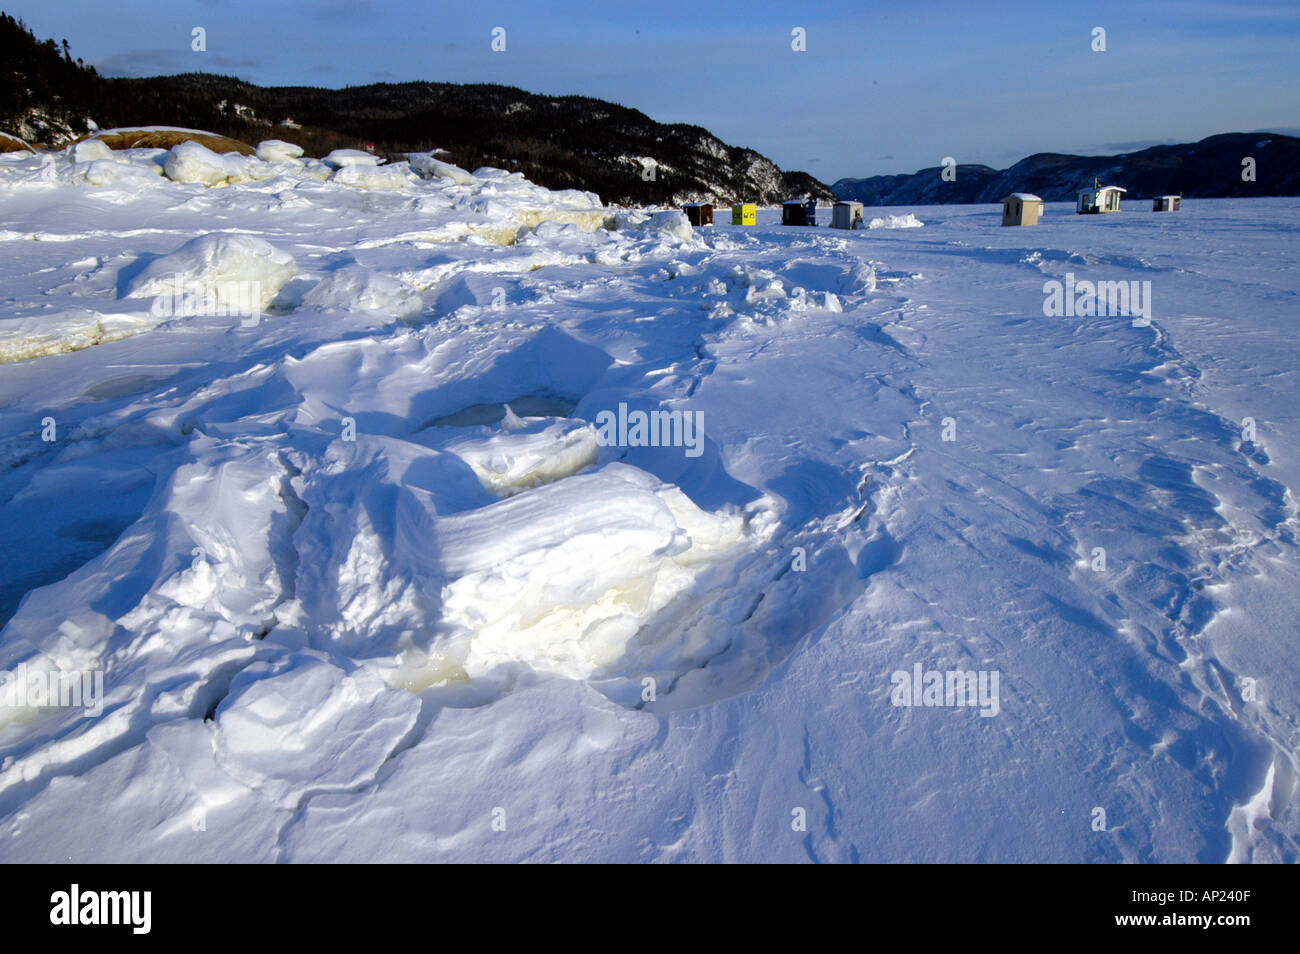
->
[832,133,1300,205]
[7,15,1293,211]
[0,13,830,206]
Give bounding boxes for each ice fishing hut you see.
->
[731,203,757,226]
[683,202,713,226]
[1153,195,1181,212]
[1076,178,1126,214]
[831,201,865,230]
[1001,193,1043,226]
[782,199,817,226]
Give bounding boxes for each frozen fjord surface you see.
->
[0,147,1297,862]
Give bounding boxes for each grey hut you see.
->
[1153,195,1181,212]
[832,201,865,230]
[1002,193,1043,226]
[782,199,817,226]
[683,202,713,226]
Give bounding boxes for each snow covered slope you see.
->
[0,145,1296,862]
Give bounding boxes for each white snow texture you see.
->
[0,139,1297,863]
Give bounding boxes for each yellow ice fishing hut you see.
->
[731,203,757,225]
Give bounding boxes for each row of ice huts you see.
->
[683,199,866,229]
[682,183,1180,232]
[1001,180,1181,226]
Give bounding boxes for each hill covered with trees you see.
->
[0,13,830,206]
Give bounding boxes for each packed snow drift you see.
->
[0,139,1297,862]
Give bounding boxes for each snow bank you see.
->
[867,212,924,229]
[297,268,422,320]
[75,159,163,189]
[123,233,297,311]
[212,653,419,809]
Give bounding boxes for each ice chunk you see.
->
[472,167,523,180]
[440,416,600,495]
[163,141,236,186]
[224,155,280,182]
[610,208,695,242]
[299,158,334,180]
[409,153,477,185]
[331,163,411,191]
[70,139,114,163]
[392,463,754,684]
[501,404,527,430]
[123,232,297,312]
[323,149,381,169]
[649,209,694,242]
[0,308,159,363]
[256,139,304,162]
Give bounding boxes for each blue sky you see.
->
[7,0,1299,181]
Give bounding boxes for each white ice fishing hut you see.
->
[1153,195,1181,212]
[1001,193,1043,226]
[1077,178,1126,214]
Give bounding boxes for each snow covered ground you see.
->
[0,143,1296,862]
